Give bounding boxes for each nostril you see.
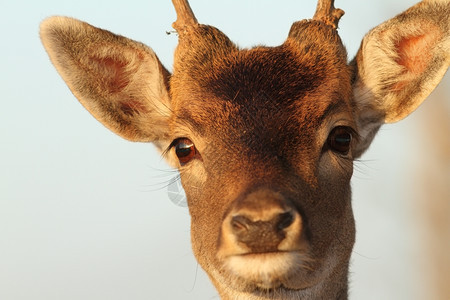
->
[231,215,251,233]
[276,211,294,231]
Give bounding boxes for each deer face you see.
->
[168,21,355,293]
[40,0,449,298]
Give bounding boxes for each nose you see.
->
[220,189,303,255]
[231,211,297,252]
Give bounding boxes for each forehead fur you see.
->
[169,22,353,161]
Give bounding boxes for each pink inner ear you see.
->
[89,55,131,93]
[395,31,440,75]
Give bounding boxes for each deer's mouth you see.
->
[221,251,315,291]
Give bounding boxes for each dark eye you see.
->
[173,138,197,165]
[327,126,353,155]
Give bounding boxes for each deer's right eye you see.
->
[173,138,198,165]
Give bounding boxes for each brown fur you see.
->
[40,0,449,299]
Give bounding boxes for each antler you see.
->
[172,0,198,32]
[313,0,344,29]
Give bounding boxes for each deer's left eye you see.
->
[327,126,353,155]
[173,138,198,165]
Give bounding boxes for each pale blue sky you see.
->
[1,1,448,299]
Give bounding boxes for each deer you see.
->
[40,0,449,299]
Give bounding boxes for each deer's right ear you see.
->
[40,17,172,147]
[351,0,449,157]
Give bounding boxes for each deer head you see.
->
[40,0,449,299]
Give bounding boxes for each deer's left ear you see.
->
[351,0,449,157]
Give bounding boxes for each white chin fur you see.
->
[225,252,309,289]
